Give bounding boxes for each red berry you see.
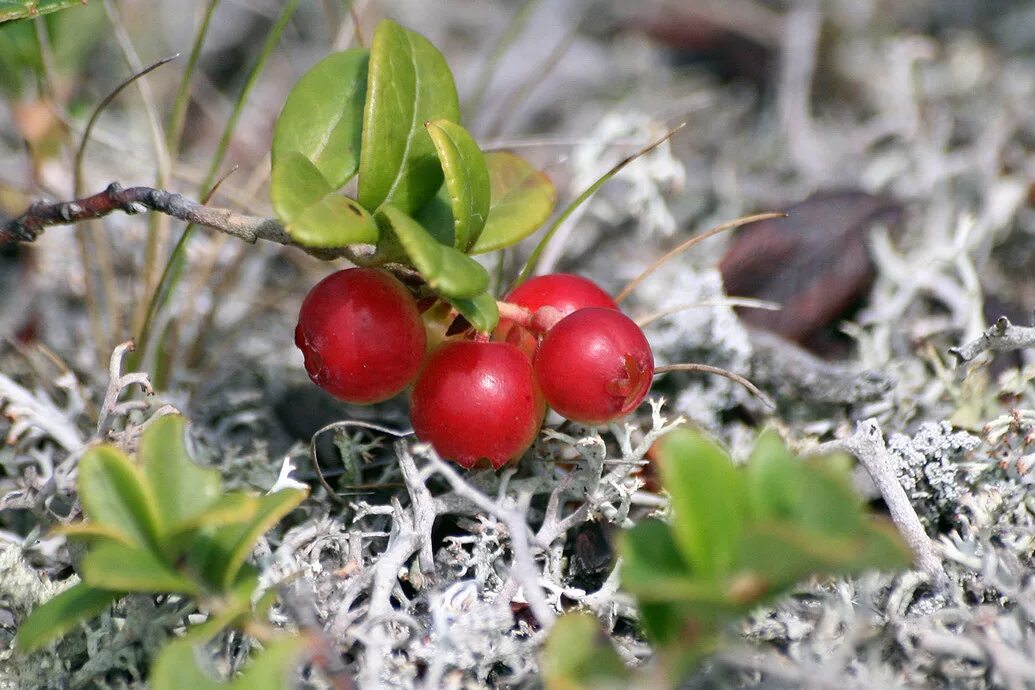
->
[495,274,618,357]
[534,308,654,424]
[295,268,426,404]
[410,341,546,469]
[505,273,618,316]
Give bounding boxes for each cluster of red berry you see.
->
[294,268,654,469]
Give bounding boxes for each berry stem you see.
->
[655,362,775,409]
[497,300,535,327]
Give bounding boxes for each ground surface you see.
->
[3,1,1035,688]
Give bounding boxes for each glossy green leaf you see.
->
[139,415,221,532]
[378,205,489,299]
[745,429,801,522]
[15,582,120,652]
[469,152,556,254]
[412,184,455,246]
[272,49,369,189]
[78,445,163,553]
[425,119,490,250]
[0,0,85,22]
[271,151,379,248]
[446,290,500,334]
[358,20,460,214]
[82,542,199,595]
[657,429,746,580]
[151,635,307,690]
[189,489,307,590]
[542,613,630,690]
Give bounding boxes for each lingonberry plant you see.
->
[543,428,912,688]
[15,415,309,686]
[271,20,768,467]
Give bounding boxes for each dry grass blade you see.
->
[655,362,775,409]
[615,212,785,304]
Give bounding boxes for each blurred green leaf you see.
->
[82,542,199,595]
[272,49,368,189]
[745,429,800,522]
[736,521,906,591]
[151,635,307,690]
[139,415,221,533]
[78,445,163,554]
[795,458,864,535]
[15,583,120,652]
[271,151,378,248]
[542,613,630,690]
[0,20,39,94]
[446,290,500,334]
[149,637,223,690]
[378,204,489,299]
[620,519,699,647]
[358,20,460,215]
[189,489,307,591]
[469,152,556,254]
[0,0,87,23]
[657,429,746,580]
[425,119,490,250]
[53,521,135,547]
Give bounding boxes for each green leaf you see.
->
[171,494,260,534]
[358,20,460,214]
[52,521,135,547]
[231,636,308,689]
[745,429,801,522]
[78,445,163,554]
[795,458,864,536]
[151,635,307,690]
[82,542,199,595]
[150,638,223,690]
[656,429,747,580]
[469,152,556,254]
[189,489,307,591]
[412,184,456,246]
[139,415,221,533]
[425,119,490,250]
[272,49,369,189]
[446,291,500,334]
[0,0,86,22]
[542,613,630,690]
[15,582,120,652]
[271,151,379,248]
[378,205,489,299]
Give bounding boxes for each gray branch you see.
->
[0,183,374,263]
[949,316,1035,364]
[748,328,895,405]
[809,419,945,583]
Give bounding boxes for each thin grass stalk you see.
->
[140,0,302,384]
[514,124,686,287]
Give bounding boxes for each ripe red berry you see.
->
[534,308,654,424]
[410,341,546,469]
[495,273,618,357]
[295,268,426,404]
[505,273,618,315]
